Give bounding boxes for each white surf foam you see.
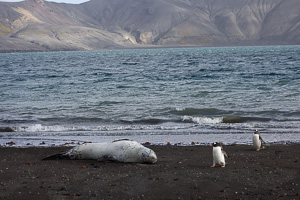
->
[182,116,223,125]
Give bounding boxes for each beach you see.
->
[1,144,299,199]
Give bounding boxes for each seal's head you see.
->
[149,150,157,163]
[141,149,157,164]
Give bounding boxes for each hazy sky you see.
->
[0,0,89,4]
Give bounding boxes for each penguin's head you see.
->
[210,142,223,147]
[253,130,259,134]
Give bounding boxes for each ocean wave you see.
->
[121,118,165,125]
[182,115,274,125]
[2,115,300,133]
[171,107,229,116]
[5,123,192,133]
[222,116,271,123]
[182,116,223,124]
[0,116,275,133]
[120,118,182,125]
[0,127,14,132]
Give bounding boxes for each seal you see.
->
[210,142,228,168]
[252,130,264,151]
[43,139,157,164]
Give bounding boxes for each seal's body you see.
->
[44,139,157,164]
[211,142,228,168]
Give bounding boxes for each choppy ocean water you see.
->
[0,46,299,146]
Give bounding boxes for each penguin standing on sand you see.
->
[252,130,264,151]
[210,142,228,168]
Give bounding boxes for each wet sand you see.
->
[0,144,299,199]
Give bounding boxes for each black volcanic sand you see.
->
[0,144,299,200]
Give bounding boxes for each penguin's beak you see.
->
[210,144,213,146]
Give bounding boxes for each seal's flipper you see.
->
[42,153,69,160]
[97,155,119,162]
[112,139,131,143]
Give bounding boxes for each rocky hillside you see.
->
[0,0,299,52]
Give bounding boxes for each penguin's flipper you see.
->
[42,153,69,160]
[222,148,229,158]
[259,135,264,141]
[221,147,229,158]
[258,132,264,142]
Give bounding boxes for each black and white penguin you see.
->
[252,130,264,151]
[210,142,228,168]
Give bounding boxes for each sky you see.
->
[0,0,89,4]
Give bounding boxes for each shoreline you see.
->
[1,44,299,54]
[1,144,299,199]
[1,132,300,147]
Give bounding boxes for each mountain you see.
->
[0,0,299,52]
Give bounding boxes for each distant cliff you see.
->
[0,0,299,52]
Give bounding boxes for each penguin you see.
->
[252,130,264,151]
[210,142,228,168]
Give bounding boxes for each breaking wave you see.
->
[3,123,192,133]
[182,116,223,124]
[182,115,272,124]
[0,115,294,133]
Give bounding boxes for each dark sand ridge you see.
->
[0,144,299,199]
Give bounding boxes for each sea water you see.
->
[0,46,299,146]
